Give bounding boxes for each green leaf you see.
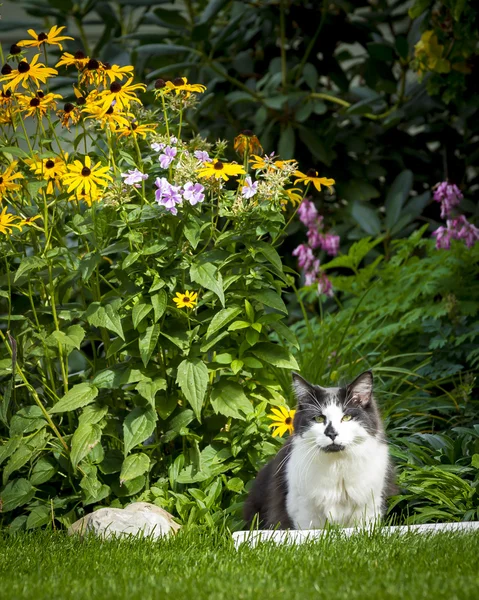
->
[78,403,108,426]
[136,378,167,406]
[136,43,198,56]
[200,330,230,352]
[26,505,50,529]
[190,262,225,306]
[70,423,102,469]
[249,289,287,314]
[3,445,33,485]
[471,454,479,469]
[49,325,85,353]
[210,381,253,420]
[351,202,382,235]
[176,359,208,420]
[385,170,413,230]
[132,301,153,330]
[14,257,47,283]
[151,290,168,321]
[206,307,242,339]
[0,478,35,512]
[123,406,157,456]
[184,217,202,249]
[139,324,161,367]
[251,343,299,369]
[199,0,230,23]
[0,146,29,158]
[50,383,98,414]
[278,125,295,160]
[367,42,395,62]
[30,457,57,485]
[10,406,46,435]
[270,320,300,349]
[120,453,150,484]
[85,302,124,339]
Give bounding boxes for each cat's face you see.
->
[292,371,381,453]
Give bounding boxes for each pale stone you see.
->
[233,521,479,549]
[68,501,180,539]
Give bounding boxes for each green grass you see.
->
[0,529,478,600]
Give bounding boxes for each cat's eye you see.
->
[315,415,325,424]
[341,415,352,422]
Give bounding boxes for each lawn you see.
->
[1,529,478,600]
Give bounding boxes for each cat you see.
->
[243,370,396,529]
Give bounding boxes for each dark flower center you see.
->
[81,167,91,177]
[132,123,138,130]
[110,82,122,93]
[306,168,317,178]
[1,90,12,98]
[18,61,30,74]
[74,50,86,59]
[37,90,45,98]
[241,129,254,136]
[45,160,55,169]
[10,44,21,55]
[1,64,12,75]
[106,105,114,115]
[86,58,99,70]
[173,77,185,86]
[76,96,86,106]
[214,161,224,170]
[38,32,48,41]
[102,62,111,70]
[29,98,40,107]
[154,78,166,89]
[64,102,74,113]
[0,177,3,184]
[285,417,292,425]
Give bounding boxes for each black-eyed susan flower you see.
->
[93,78,145,114]
[197,159,245,182]
[0,54,57,92]
[56,102,82,129]
[0,206,23,235]
[17,26,73,51]
[173,290,198,309]
[283,187,303,208]
[56,50,90,70]
[250,153,296,171]
[267,405,296,438]
[100,62,135,85]
[17,90,62,119]
[294,169,335,193]
[0,161,23,199]
[234,130,263,157]
[82,102,131,131]
[164,77,206,98]
[69,185,101,207]
[62,156,112,205]
[0,89,12,107]
[28,155,67,194]
[116,121,157,139]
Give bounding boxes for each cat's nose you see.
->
[324,424,338,440]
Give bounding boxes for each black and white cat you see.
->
[244,371,396,529]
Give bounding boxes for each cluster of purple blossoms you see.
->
[241,176,258,199]
[194,150,211,163]
[159,146,177,169]
[292,199,338,296]
[154,177,205,215]
[121,169,148,188]
[432,181,478,250]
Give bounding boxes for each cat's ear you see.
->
[292,372,318,405]
[346,371,373,406]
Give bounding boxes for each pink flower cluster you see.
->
[432,181,478,250]
[293,199,338,297]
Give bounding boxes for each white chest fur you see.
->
[285,435,389,529]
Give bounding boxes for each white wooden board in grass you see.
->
[233,522,479,549]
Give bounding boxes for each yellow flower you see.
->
[267,405,296,438]
[116,121,157,139]
[16,90,62,119]
[173,291,198,309]
[234,130,263,157]
[0,206,23,235]
[82,102,131,131]
[0,106,15,126]
[62,156,113,206]
[0,161,23,199]
[294,169,335,193]
[93,78,146,113]
[17,26,73,51]
[163,77,206,98]
[0,89,13,107]
[197,159,245,182]
[414,30,450,76]
[28,155,67,195]
[100,63,135,85]
[56,51,90,70]
[56,102,82,129]
[283,187,303,208]
[69,186,101,207]
[250,154,295,171]
[0,54,58,92]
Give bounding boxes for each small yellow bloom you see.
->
[94,78,146,114]
[250,154,295,171]
[17,26,73,51]
[0,206,23,235]
[0,89,13,107]
[197,159,245,182]
[28,155,67,195]
[56,102,82,129]
[283,187,303,208]
[100,63,135,85]
[173,291,198,309]
[267,405,296,438]
[56,51,90,70]
[294,169,335,193]
[62,156,113,206]
[0,54,58,92]
[414,30,450,76]
[233,130,263,156]
[82,102,132,131]
[16,90,62,119]
[116,121,157,139]
[0,161,23,199]
[163,77,206,98]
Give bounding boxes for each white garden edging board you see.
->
[233,521,479,549]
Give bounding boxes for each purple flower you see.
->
[320,233,340,256]
[298,199,321,228]
[154,177,182,215]
[169,136,178,145]
[194,150,211,162]
[159,146,177,169]
[241,176,258,199]
[452,215,479,248]
[151,142,165,152]
[307,227,322,249]
[183,182,205,206]
[121,169,148,187]
[292,244,315,271]
[317,272,333,297]
[304,259,320,286]
[433,181,463,219]
[432,225,454,250]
